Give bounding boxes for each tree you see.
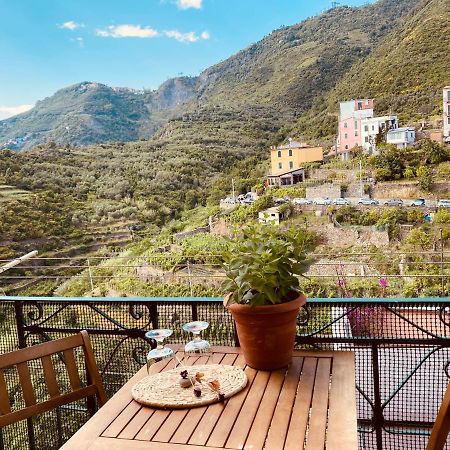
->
[416,165,433,192]
[420,139,450,165]
[375,145,406,180]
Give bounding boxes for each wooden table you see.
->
[62,347,357,450]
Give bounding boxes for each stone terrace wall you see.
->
[306,184,342,199]
[318,224,389,247]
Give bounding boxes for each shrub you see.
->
[375,168,392,181]
[435,209,450,224]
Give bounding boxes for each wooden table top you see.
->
[61,346,357,450]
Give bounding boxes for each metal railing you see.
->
[0,296,449,449]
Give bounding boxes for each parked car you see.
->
[313,197,332,206]
[333,198,350,206]
[222,197,237,204]
[438,199,450,208]
[292,198,312,205]
[274,197,290,205]
[409,198,426,207]
[358,198,379,206]
[384,199,403,207]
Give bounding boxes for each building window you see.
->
[354,121,358,129]
[289,161,293,169]
[344,133,348,139]
[448,104,450,115]
[355,131,358,137]
[357,102,362,110]
[365,137,369,143]
[447,90,450,101]
[288,149,292,157]
[344,122,347,128]
[364,125,369,132]
[372,125,375,131]
[448,117,450,125]
[277,150,281,158]
[278,162,282,170]
[345,145,349,150]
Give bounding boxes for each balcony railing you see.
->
[1,296,449,450]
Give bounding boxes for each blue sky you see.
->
[0,0,375,119]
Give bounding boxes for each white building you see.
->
[386,127,416,149]
[444,86,450,142]
[361,115,398,154]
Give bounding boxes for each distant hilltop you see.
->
[1,0,449,150]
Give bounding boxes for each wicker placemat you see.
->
[132,364,248,409]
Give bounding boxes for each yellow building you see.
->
[267,140,323,186]
[270,140,323,175]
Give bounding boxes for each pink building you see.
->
[444,86,450,142]
[336,99,374,159]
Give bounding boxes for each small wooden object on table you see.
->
[61,346,358,450]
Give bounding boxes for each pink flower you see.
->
[379,277,388,289]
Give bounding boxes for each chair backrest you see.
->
[0,330,106,428]
[427,381,450,450]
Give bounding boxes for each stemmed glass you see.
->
[145,329,174,372]
[182,321,212,358]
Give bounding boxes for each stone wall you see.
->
[372,181,450,199]
[317,224,389,247]
[306,184,342,199]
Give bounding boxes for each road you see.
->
[295,197,442,208]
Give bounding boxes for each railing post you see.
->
[13,300,26,349]
[192,303,198,321]
[13,300,36,450]
[372,342,384,450]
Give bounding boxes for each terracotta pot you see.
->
[227,293,306,370]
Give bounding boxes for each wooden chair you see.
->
[427,381,450,450]
[0,330,107,428]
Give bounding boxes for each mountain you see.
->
[291,0,450,141]
[0,79,197,150]
[0,0,432,150]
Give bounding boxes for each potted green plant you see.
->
[222,223,316,370]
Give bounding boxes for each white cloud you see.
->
[96,24,159,38]
[58,21,84,30]
[0,104,33,120]
[177,0,202,9]
[96,24,209,43]
[164,30,199,42]
[164,30,209,42]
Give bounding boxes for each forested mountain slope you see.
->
[0,0,424,150]
[292,0,450,142]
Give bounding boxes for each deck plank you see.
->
[284,356,318,450]
[326,352,358,450]
[238,368,286,450]
[304,358,332,450]
[188,354,249,446]
[170,353,233,444]
[263,357,304,449]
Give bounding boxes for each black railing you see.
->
[1,296,449,449]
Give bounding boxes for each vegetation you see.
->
[222,223,317,306]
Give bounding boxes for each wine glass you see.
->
[145,329,174,373]
[182,321,212,359]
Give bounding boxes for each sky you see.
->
[0,0,375,119]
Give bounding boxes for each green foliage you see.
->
[374,146,406,181]
[227,195,275,224]
[420,139,450,165]
[404,227,433,250]
[434,209,450,224]
[222,223,317,306]
[416,165,433,192]
[269,186,306,198]
[374,168,392,181]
